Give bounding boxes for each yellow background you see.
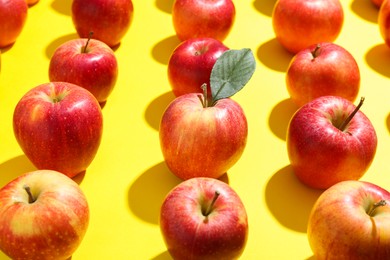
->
[1,0,390,259]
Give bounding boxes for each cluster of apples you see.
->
[2,0,390,259]
[273,0,390,259]
[159,1,256,259]
[0,0,134,259]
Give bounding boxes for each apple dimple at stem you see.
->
[23,185,36,204]
[367,200,387,217]
[202,191,220,217]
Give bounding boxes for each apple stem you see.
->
[82,31,94,53]
[201,83,209,108]
[203,191,220,217]
[368,200,387,216]
[23,185,36,204]
[338,97,365,131]
[311,44,321,59]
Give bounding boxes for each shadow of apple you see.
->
[51,0,72,16]
[151,35,181,65]
[350,0,378,24]
[252,0,277,17]
[0,155,36,188]
[365,43,390,78]
[257,38,293,72]
[155,0,174,14]
[45,33,79,59]
[265,165,323,233]
[128,161,182,224]
[268,98,299,141]
[144,91,175,131]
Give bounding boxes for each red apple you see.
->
[0,0,28,48]
[172,0,235,42]
[0,170,89,260]
[49,37,118,105]
[287,96,377,189]
[13,82,103,178]
[286,42,360,107]
[71,0,134,47]
[378,0,390,48]
[308,180,390,259]
[159,93,247,180]
[168,37,229,97]
[272,0,344,54]
[372,0,384,8]
[160,177,248,259]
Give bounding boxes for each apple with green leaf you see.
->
[160,177,248,259]
[0,170,89,260]
[308,180,390,259]
[160,48,256,180]
[287,96,377,189]
[13,82,103,178]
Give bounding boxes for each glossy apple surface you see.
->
[0,170,89,260]
[272,0,344,53]
[160,177,248,260]
[172,0,235,42]
[168,37,229,97]
[287,96,377,189]
[308,180,390,259]
[49,38,118,105]
[159,93,247,180]
[286,42,360,107]
[0,0,28,48]
[71,0,134,47]
[13,82,103,178]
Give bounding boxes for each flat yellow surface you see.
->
[1,0,390,259]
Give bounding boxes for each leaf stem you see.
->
[23,185,36,204]
[367,200,387,216]
[201,83,208,108]
[311,44,321,59]
[203,191,220,217]
[83,31,94,53]
[338,97,365,131]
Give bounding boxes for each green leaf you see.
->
[209,48,256,104]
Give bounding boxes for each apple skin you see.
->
[0,170,89,260]
[272,0,344,54]
[49,38,118,105]
[0,0,28,48]
[168,37,229,97]
[71,0,134,48]
[172,0,235,42]
[286,96,377,189]
[308,180,390,259]
[159,93,248,180]
[13,82,103,178]
[160,177,248,260]
[286,42,360,107]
